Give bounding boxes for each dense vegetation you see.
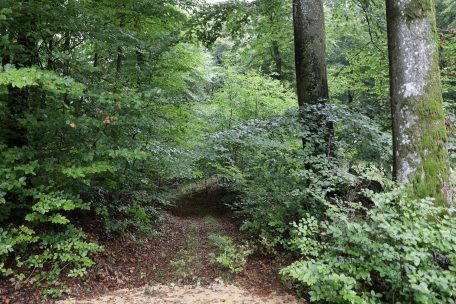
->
[0,0,455,302]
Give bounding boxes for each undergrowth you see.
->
[208,234,253,274]
[281,189,456,303]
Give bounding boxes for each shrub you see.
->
[0,41,202,284]
[0,145,101,281]
[203,105,391,250]
[1,225,101,282]
[209,234,253,274]
[281,189,456,303]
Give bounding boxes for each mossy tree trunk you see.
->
[292,0,328,106]
[386,0,452,206]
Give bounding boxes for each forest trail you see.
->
[59,283,301,304]
[58,184,303,304]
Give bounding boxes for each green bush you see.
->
[0,225,101,281]
[0,0,207,286]
[0,145,101,281]
[0,226,37,277]
[281,189,456,303]
[204,105,391,250]
[209,234,253,274]
[25,226,102,279]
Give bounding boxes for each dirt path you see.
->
[60,282,303,304]
[54,185,303,303]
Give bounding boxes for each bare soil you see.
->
[59,282,303,304]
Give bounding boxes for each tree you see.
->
[3,0,39,148]
[386,0,452,206]
[292,0,328,106]
[293,0,332,154]
[0,0,208,282]
[255,0,293,82]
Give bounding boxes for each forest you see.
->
[0,0,455,303]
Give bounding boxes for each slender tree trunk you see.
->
[91,50,98,85]
[116,11,125,77]
[116,46,123,76]
[2,46,9,67]
[63,32,71,75]
[63,32,71,106]
[47,39,54,69]
[270,40,283,82]
[292,0,328,106]
[5,7,38,148]
[135,48,145,69]
[386,0,452,206]
[93,51,98,68]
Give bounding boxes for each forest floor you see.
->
[2,184,303,303]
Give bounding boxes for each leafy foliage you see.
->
[203,103,391,249]
[282,189,456,303]
[0,0,455,301]
[208,234,253,274]
[0,0,204,284]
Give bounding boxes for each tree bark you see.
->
[293,0,332,154]
[270,40,283,82]
[116,10,126,77]
[5,4,38,148]
[93,51,98,68]
[292,0,328,106]
[116,46,123,76]
[63,32,71,75]
[386,0,452,206]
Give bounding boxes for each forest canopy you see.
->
[0,0,455,303]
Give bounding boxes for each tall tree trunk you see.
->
[293,0,332,154]
[5,6,38,148]
[386,0,452,206]
[270,40,283,82]
[292,0,328,106]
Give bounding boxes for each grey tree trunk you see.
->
[292,0,328,106]
[386,0,452,206]
[293,0,332,154]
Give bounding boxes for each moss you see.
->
[403,46,450,206]
[405,0,433,20]
[399,6,452,207]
